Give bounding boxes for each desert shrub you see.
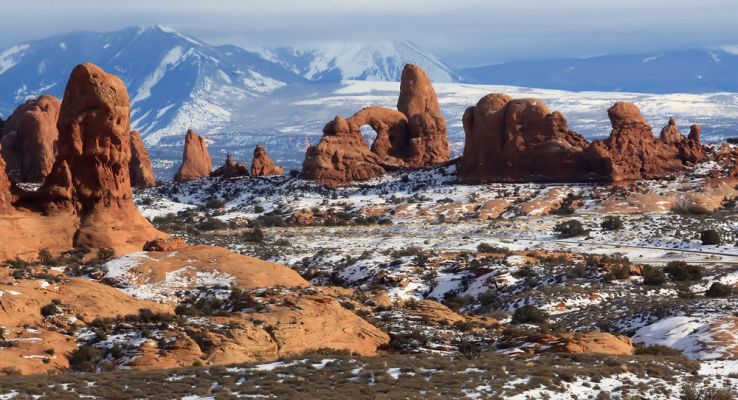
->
[664,261,703,281]
[444,294,473,312]
[274,238,291,247]
[634,343,683,357]
[680,384,735,400]
[38,248,54,265]
[553,220,588,239]
[196,218,228,231]
[204,198,225,209]
[68,345,104,372]
[511,305,547,325]
[477,243,510,254]
[600,216,624,231]
[242,227,265,243]
[604,265,631,281]
[40,303,61,317]
[700,229,721,245]
[642,266,666,286]
[96,248,116,261]
[705,282,733,298]
[477,290,497,307]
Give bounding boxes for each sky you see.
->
[3,0,738,67]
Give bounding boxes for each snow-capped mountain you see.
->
[262,41,464,83]
[0,25,305,146]
[462,48,738,93]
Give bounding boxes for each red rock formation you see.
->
[659,117,683,143]
[586,102,704,181]
[459,97,705,183]
[129,131,156,187]
[31,63,163,253]
[0,150,13,214]
[302,64,450,186]
[211,154,249,178]
[459,95,593,183]
[302,116,386,188]
[251,144,283,176]
[143,237,187,252]
[0,95,60,182]
[173,129,212,182]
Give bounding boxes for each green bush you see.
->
[664,261,703,281]
[700,229,721,245]
[511,305,547,325]
[554,220,588,239]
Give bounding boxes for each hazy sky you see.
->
[4,0,738,67]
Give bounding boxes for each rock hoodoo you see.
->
[251,144,283,176]
[586,102,705,181]
[459,97,705,183]
[302,64,450,187]
[129,131,156,187]
[173,129,212,182]
[0,95,60,182]
[211,154,249,178]
[19,63,164,254]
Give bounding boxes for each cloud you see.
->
[3,0,738,67]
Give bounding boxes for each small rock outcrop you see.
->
[0,95,61,182]
[251,144,283,176]
[142,237,188,252]
[302,64,450,187]
[129,131,156,187]
[211,154,249,178]
[459,97,705,183]
[173,129,212,182]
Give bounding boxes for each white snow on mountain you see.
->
[268,40,463,83]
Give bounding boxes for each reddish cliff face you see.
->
[302,64,450,186]
[0,95,61,182]
[129,131,156,188]
[459,97,705,183]
[0,151,13,214]
[174,129,212,182]
[251,144,283,177]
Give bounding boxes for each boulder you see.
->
[173,129,212,182]
[143,237,188,252]
[129,131,156,187]
[251,144,283,176]
[211,154,249,178]
[302,64,449,186]
[0,95,60,182]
